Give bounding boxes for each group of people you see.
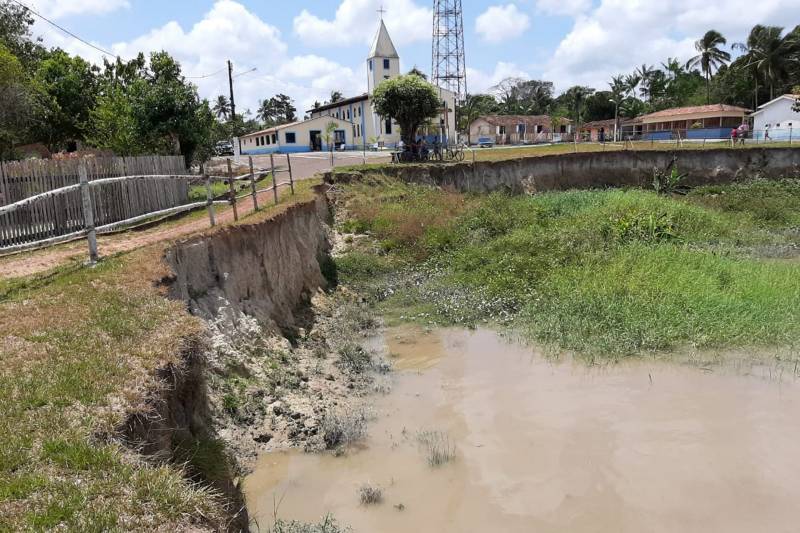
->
[730,123,750,144]
[397,138,433,162]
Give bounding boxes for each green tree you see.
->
[742,25,800,100]
[491,77,554,115]
[0,43,34,158]
[407,66,428,80]
[686,30,731,104]
[0,0,44,68]
[458,93,498,143]
[127,51,211,164]
[329,90,344,103]
[558,86,595,125]
[372,74,440,145]
[32,49,99,150]
[87,84,143,156]
[257,93,296,126]
[213,95,231,120]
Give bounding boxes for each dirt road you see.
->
[0,151,391,280]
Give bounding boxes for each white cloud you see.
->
[467,61,531,93]
[37,1,363,114]
[542,0,800,92]
[27,0,130,19]
[476,4,531,43]
[535,0,592,17]
[293,0,431,48]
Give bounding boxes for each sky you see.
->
[22,0,800,115]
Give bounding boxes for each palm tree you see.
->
[609,75,627,141]
[635,64,656,103]
[329,90,344,104]
[742,25,800,100]
[212,95,231,120]
[661,58,683,81]
[686,30,731,104]
[624,74,641,97]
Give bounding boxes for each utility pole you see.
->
[227,60,236,121]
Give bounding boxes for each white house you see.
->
[238,116,354,155]
[750,94,800,140]
[239,19,457,155]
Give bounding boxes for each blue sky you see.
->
[26,0,800,113]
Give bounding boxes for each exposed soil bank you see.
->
[328,147,800,193]
[141,186,381,530]
[165,187,333,333]
[246,326,800,533]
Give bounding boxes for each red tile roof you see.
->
[474,114,572,127]
[639,104,750,120]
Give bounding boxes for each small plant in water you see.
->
[321,408,368,450]
[417,430,456,467]
[359,484,383,505]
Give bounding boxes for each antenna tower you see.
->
[431,0,467,102]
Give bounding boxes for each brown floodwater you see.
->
[245,326,800,533]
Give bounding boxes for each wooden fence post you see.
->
[270,153,278,205]
[227,158,238,222]
[248,156,259,211]
[79,161,98,264]
[202,164,215,227]
[286,153,294,195]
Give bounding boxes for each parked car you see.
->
[214,141,234,156]
[476,136,495,148]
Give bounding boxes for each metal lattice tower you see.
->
[431,0,467,102]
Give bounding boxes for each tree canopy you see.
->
[372,74,441,144]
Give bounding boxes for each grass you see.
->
[269,515,350,533]
[320,408,368,451]
[188,173,274,202]
[0,182,325,531]
[417,431,456,467]
[358,484,383,505]
[335,177,800,357]
[333,141,800,172]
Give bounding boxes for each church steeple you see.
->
[367,20,400,94]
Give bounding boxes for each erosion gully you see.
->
[245,324,800,533]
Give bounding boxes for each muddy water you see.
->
[245,327,800,533]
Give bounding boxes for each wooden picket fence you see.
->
[0,155,189,249]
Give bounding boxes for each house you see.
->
[469,115,573,145]
[581,118,645,141]
[580,119,616,142]
[239,19,457,155]
[238,115,355,154]
[637,104,750,140]
[750,94,800,140]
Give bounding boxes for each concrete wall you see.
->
[328,147,800,194]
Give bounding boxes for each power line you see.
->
[10,0,232,81]
[185,67,227,79]
[10,0,116,58]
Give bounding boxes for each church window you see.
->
[369,60,373,71]
[385,118,392,135]
[384,59,390,70]
[285,132,296,144]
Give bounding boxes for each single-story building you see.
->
[750,94,800,140]
[469,115,573,145]
[238,115,355,155]
[638,104,750,140]
[580,119,616,142]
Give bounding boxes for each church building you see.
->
[238,20,457,155]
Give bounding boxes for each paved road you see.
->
[214,150,392,183]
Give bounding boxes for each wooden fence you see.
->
[0,156,189,249]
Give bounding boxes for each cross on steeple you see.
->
[377,4,386,19]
